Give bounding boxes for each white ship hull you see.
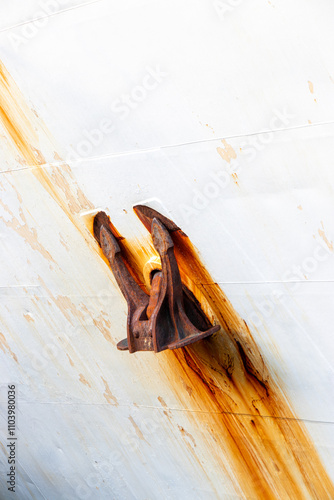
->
[0,1,334,498]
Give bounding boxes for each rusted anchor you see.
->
[93,210,220,353]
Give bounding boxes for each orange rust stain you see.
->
[37,276,117,346]
[59,233,70,251]
[23,313,34,323]
[170,233,334,498]
[0,61,103,262]
[157,396,171,418]
[0,61,40,166]
[205,123,215,134]
[308,81,314,94]
[67,354,74,367]
[101,376,118,405]
[93,211,159,292]
[128,416,147,442]
[180,377,193,397]
[178,425,196,448]
[126,230,334,499]
[297,205,302,210]
[79,373,91,387]
[0,332,18,362]
[157,396,168,408]
[217,139,237,163]
[232,172,239,185]
[38,284,85,323]
[0,441,6,455]
[0,202,56,264]
[93,314,114,345]
[318,221,333,252]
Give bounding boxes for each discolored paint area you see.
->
[131,211,334,499]
[0,59,334,499]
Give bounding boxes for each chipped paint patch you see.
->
[216,139,237,163]
[23,312,35,322]
[93,315,114,344]
[79,373,91,387]
[129,416,147,442]
[101,376,118,405]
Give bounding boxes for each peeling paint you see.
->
[216,139,237,163]
[101,376,118,405]
[79,373,91,387]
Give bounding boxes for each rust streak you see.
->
[67,354,74,367]
[0,60,98,259]
[0,332,18,363]
[79,373,91,387]
[126,230,334,499]
[101,376,118,405]
[178,425,196,448]
[318,221,333,251]
[128,416,147,442]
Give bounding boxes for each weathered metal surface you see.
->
[0,1,334,499]
[94,210,219,353]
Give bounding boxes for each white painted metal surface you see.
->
[0,1,334,498]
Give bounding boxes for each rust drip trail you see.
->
[0,60,95,245]
[132,217,334,499]
[170,233,334,499]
